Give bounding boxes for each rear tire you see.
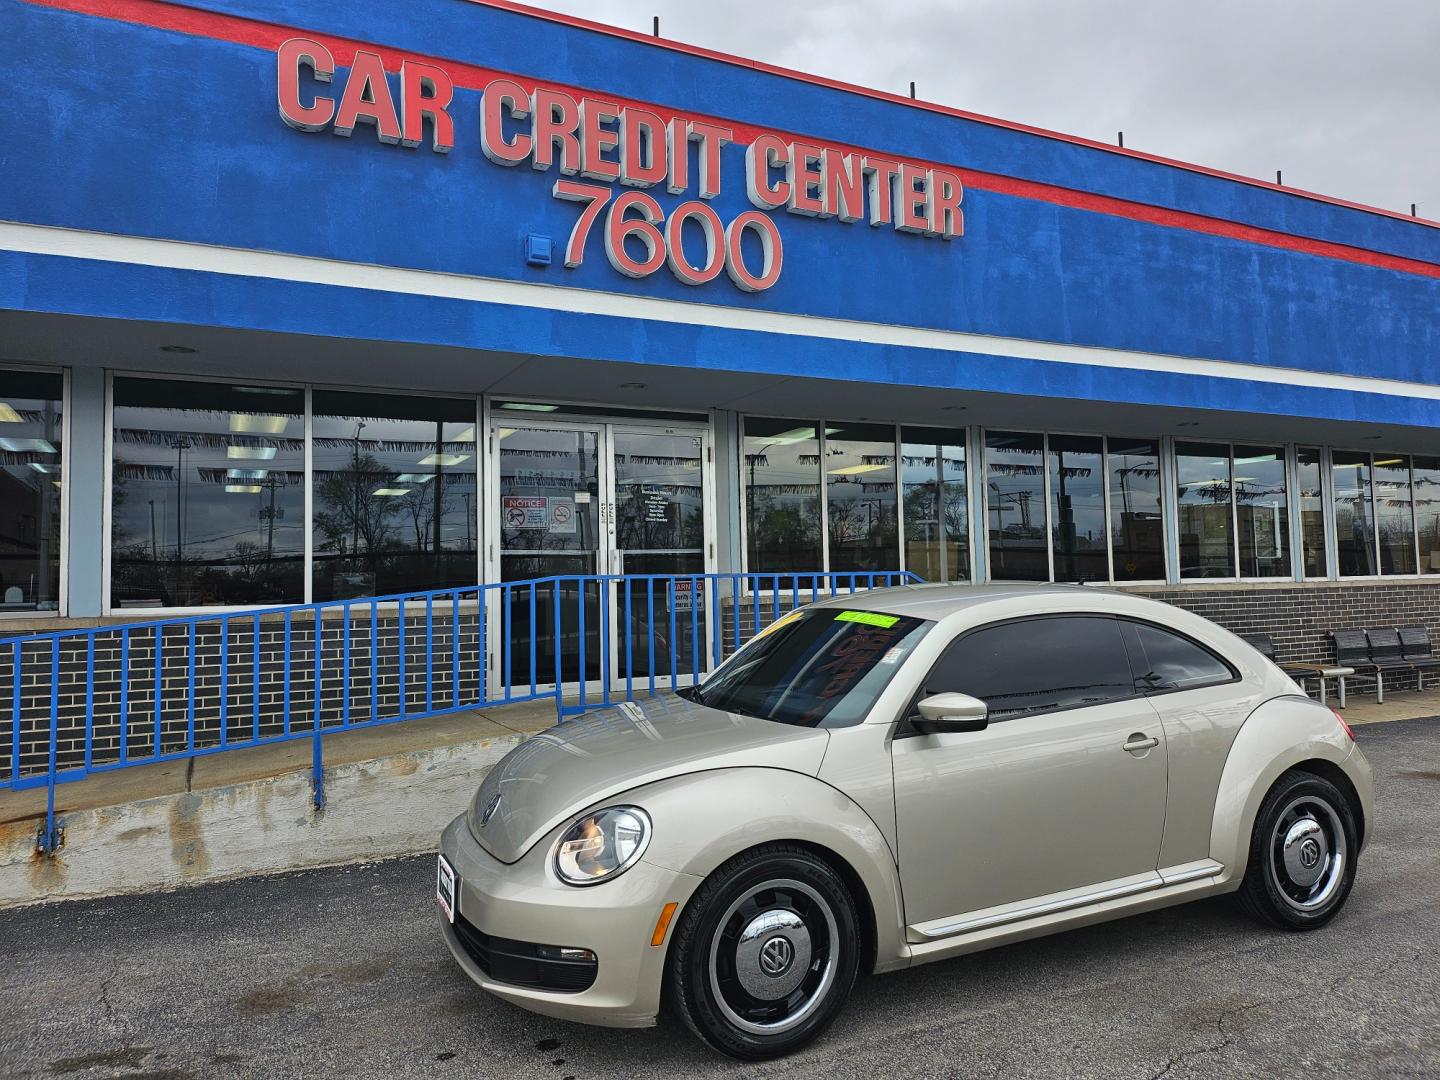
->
[1236,770,1358,931]
[667,844,861,1060]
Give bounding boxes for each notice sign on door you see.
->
[503,496,548,529]
[504,496,579,534]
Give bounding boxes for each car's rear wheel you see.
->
[667,844,861,1060]
[1236,770,1358,930]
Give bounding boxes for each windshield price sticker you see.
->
[834,610,900,629]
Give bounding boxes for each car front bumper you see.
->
[437,813,702,1028]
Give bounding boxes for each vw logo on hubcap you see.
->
[1299,837,1321,870]
[759,935,794,977]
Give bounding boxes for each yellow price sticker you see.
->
[834,610,900,629]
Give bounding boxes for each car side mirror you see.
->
[912,692,989,735]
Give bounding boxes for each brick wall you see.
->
[1127,579,1440,666]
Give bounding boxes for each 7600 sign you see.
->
[553,180,782,293]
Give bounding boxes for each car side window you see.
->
[922,616,1136,722]
[1124,621,1235,693]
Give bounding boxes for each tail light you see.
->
[1331,708,1355,742]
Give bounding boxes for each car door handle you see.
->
[1123,734,1159,753]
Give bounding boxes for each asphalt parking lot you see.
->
[2,717,1437,1080]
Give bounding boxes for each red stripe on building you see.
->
[21,0,1440,282]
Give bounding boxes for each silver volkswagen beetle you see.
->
[436,583,1373,1059]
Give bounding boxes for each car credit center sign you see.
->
[275,39,964,293]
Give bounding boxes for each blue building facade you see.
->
[2,0,1439,655]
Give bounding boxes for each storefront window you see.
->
[1048,435,1106,582]
[1176,442,1235,579]
[744,418,822,573]
[900,428,968,582]
[1416,457,1440,576]
[1332,451,1376,576]
[0,370,63,612]
[111,378,304,608]
[1373,455,1416,575]
[1235,446,1290,578]
[1107,438,1164,581]
[1296,447,1327,577]
[986,432,1047,581]
[825,423,898,573]
[311,391,477,601]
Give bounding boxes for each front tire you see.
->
[1236,770,1358,930]
[667,844,861,1060]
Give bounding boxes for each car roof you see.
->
[812,581,1162,621]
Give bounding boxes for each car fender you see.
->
[622,767,911,973]
[1208,695,1357,883]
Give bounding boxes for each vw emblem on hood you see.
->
[478,793,502,828]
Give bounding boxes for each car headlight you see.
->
[552,806,652,887]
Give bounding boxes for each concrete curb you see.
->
[0,730,525,909]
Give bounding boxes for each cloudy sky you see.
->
[520,0,1438,219]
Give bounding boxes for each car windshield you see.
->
[680,608,930,728]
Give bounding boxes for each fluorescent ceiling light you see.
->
[225,484,263,494]
[453,425,476,442]
[394,473,436,484]
[28,462,58,474]
[1373,458,1404,466]
[417,452,470,467]
[0,402,21,423]
[765,427,818,446]
[0,437,57,453]
[1233,454,1278,465]
[829,463,890,476]
[497,427,516,441]
[1178,477,1227,488]
[499,402,559,412]
[227,445,277,461]
[230,414,288,434]
[226,468,268,480]
[372,487,411,497]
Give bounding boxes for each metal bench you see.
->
[1242,632,1353,708]
[1397,626,1440,690]
[1332,629,1412,704]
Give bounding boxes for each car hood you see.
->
[467,692,830,864]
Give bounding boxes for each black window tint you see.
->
[1128,622,1233,692]
[924,617,1135,721]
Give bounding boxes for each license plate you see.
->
[436,853,457,924]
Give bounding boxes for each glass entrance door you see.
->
[613,430,707,680]
[496,424,605,687]
[490,418,712,692]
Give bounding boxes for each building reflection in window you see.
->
[986,432,1048,581]
[111,378,304,608]
[1296,447,1327,578]
[311,391,477,601]
[1176,442,1236,579]
[1332,451,1376,577]
[900,428,968,582]
[1108,438,1164,581]
[1235,445,1290,578]
[744,418,822,573]
[0,370,63,611]
[1374,455,1416,575]
[1415,457,1440,576]
[1048,434,1106,582]
[825,422,899,573]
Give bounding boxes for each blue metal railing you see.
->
[2,570,921,853]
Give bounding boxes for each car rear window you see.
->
[680,608,930,728]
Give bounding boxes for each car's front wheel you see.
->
[667,844,861,1060]
[1236,769,1358,930]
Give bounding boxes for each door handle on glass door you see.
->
[1123,734,1159,753]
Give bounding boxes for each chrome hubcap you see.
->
[1268,796,1347,912]
[708,879,837,1035]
